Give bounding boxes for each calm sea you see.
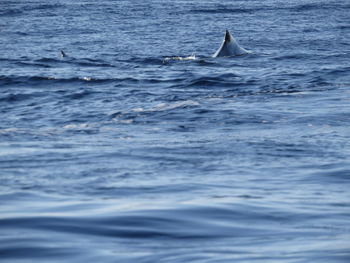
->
[1,0,349,262]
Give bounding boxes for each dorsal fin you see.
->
[213,30,250,58]
[60,50,67,58]
[224,29,231,42]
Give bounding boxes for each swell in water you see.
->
[1,0,350,262]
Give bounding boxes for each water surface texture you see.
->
[1,0,350,262]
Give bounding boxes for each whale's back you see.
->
[213,30,250,57]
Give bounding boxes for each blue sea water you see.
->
[1,0,350,262]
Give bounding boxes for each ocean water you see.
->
[1,0,350,262]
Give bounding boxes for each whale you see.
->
[59,31,248,62]
[212,30,250,57]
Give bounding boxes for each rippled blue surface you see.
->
[1,0,350,262]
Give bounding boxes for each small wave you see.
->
[16,61,51,68]
[0,202,293,240]
[0,4,64,17]
[322,66,350,76]
[35,57,115,68]
[190,8,251,14]
[0,57,23,62]
[128,100,200,114]
[278,2,350,12]
[0,9,23,17]
[190,3,349,15]
[291,3,321,12]
[185,73,241,88]
[148,100,200,112]
[130,57,164,65]
[337,25,350,30]
[63,123,92,130]
[0,127,56,139]
[75,61,115,67]
[272,53,312,61]
[23,4,64,12]
[313,163,350,182]
[0,93,34,103]
[64,90,94,100]
[194,59,217,66]
[290,3,332,12]
[1,74,195,87]
[0,128,26,135]
[76,58,115,67]
[163,54,196,62]
[35,58,61,63]
[109,100,200,123]
[0,75,117,86]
